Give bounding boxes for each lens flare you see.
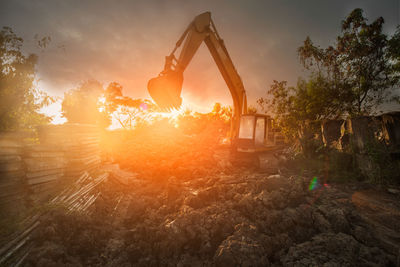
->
[140,102,148,110]
[309,176,319,191]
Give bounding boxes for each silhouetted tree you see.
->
[62,80,160,128]
[258,8,400,140]
[0,27,52,132]
[61,80,108,127]
[297,8,398,115]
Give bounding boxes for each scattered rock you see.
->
[388,188,400,194]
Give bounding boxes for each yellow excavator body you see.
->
[147,12,285,167]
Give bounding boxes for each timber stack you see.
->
[0,124,102,216]
[0,132,25,216]
[38,124,101,178]
[23,144,66,204]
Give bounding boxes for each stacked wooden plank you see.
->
[37,124,101,178]
[23,144,66,203]
[0,133,25,215]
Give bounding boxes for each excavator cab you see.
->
[234,114,285,170]
[236,114,280,152]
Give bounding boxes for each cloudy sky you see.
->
[1,0,400,115]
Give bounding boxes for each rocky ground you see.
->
[23,125,400,266]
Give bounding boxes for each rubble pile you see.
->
[22,124,400,266]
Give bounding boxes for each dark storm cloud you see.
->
[1,0,399,110]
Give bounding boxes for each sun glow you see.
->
[40,91,196,130]
[157,108,184,120]
[156,108,185,128]
[98,96,106,104]
[40,100,67,125]
[109,103,188,130]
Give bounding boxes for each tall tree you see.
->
[0,27,52,132]
[61,80,154,128]
[298,8,398,115]
[258,76,335,139]
[259,8,400,141]
[388,25,400,95]
[62,80,110,127]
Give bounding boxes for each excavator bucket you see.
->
[147,71,183,110]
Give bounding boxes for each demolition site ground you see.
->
[19,124,400,266]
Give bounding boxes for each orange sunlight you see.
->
[40,100,67,125]
[108,101,189,130]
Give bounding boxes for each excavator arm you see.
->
[148,12,247,139]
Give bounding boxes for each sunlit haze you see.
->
[2,0,400,123]
[2,2,400,265]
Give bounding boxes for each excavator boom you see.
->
[147,12,247,138]
[148,12,285,170]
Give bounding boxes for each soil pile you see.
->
[26,173,400,266]
[25,125,400,266]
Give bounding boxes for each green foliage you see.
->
[176,103,232,136]
[298,8,398,115]
[259,8,400,142]
[363,140,399,184]
[287,149,363,183]
[246,105,258,114]
[258,76,338,140]
[62,80,107,126]
[211,102,232,122]
[61,80,140,128]
[388,26,400,94]
[112,99,158,130]
[0,27,52,132]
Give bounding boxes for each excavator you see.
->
[147,12,284,168]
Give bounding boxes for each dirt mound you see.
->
[24,126,400,266]
[111,121,225,181]
[283,232,391,266]
[25,170,398,266]
[25,209,111,266]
